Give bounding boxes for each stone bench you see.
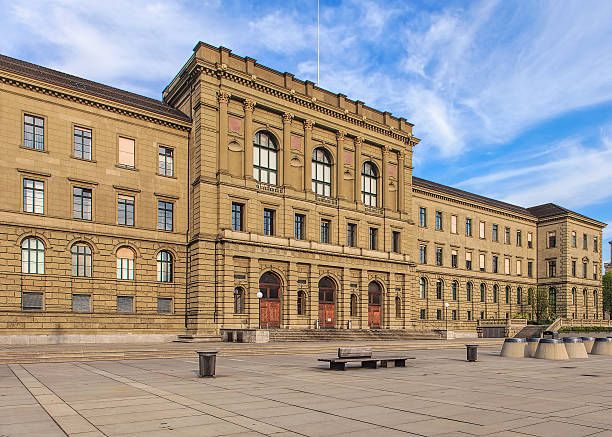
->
[318,347,414,371]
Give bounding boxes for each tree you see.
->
[603,271,612,318]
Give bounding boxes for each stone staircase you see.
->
[514,325,548,338]
[268,329,441,342]
[174,334,222,343]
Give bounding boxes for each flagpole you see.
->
[317,0,320,86]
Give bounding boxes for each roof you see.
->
[0,54,190,123]
[527,203,605,225]
[412,176,535,217]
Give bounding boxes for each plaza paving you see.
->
[2,341,612,436]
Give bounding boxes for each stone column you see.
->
[282,112,293,188]
[397,151,405,213]
[354,137,363,203]
[382,146,390,209]
[336,131,345,199]
[243,99,255,180]
[248,257,260,329]
[217,91,230,174]
[284,262,298,328]
[303,120,314,193]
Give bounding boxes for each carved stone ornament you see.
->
[303,119,314,130]
[282,112,294,124]
[243,99,256,112]
[290,157,302,167]
[217,91,230,103]
[228,141,243,152]
[336,131,345,141]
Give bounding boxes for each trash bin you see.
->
[543,330,559,339]
[197,351,218,377]
[466,344,478,362]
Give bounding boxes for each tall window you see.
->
[419,245,427,264]
[549,260,557,277]
[451,249,458,268]
[583,261,588,278]
[294,213,305,240]
[73,187,92,220]
[419,207,427,227]
[492,224,498,242]
[419,277,426,299]
[232,202,244,231]
[505,258,510,275]
[435,211,442,230]
[466,282,472,301]
[392,231,400,253]
[436,247,443,266]
[479,221,485,239]
[517,260,522,276]
[583,233,588,249]
[369,227,378,250]
[157,250,173,282]
[505,286,510,304]
[527,232,533,248]
[158,200,173,231]
[517,287,522,305]
[466,252,472,270]
[528,261,533,277]
[158,146,174,176]
[263,209,275,236]
[350,294,358,317]
[572,260,577,277]
[297,291,306,315]
[21,238,45,274]
[572,231,577,247]
[492,255,498,273]
[594,237,598,252]
[452,282,457,300]
[395,296,401,318]
[74,127,92,160]
[466,218,472,236]
[253,131,277,184]
[116,247,134,280]
[451,215,457,233]
[361,161,378,207]
[24,114,44,150]
[118,195,135,226]
[118,136,135,168]
[347,223,356,247]
[479,253,485,271]
[480,284,486,302]
[493,285,498,303]
[71,244,92,277]
[505,227,511,244]
[234,287,244,314]
[548,231,556,248]
[23,179,44,214]
[312,147,332,196]
[321,219,330,243]
[436,280,442,299]
[517,230,522,246]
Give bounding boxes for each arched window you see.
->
[593,290,598,308]
[419,277,427,299]
[157,250,173,282]
[583,289,588,306]
[297,291,307,315]
[480,283,486,302]
[505,286,510,304]
[436,280,443,299]
[368,281,382,305]
[572,287,577,305]
[549,287,557,314]
[466,282,472,301]
[259,272,281,299]
[312,147,332,196]
[234,287,244,314]
[517,287,522,305]
[452,281,458,301]
[253,131,277,185]
[493,285,498,303]
[116,247,134,280]
[395,296,401,318]
[21,237,44,274]
[71,244,92,277]
[361,161,378,207]
[350,294,358,317]
[528,288,534,305]
[318,277,335,303]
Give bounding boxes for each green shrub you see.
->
[559,326,612,333]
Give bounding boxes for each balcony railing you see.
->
[256,182,284,194]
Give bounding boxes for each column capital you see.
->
[217,91,231,104]
[336,131,346,141]
[303,119,315,130]
[354,136,363,146]
[382,145,391,156]
[282,112,294,124]
[397,149,405,160]
[243,99,256,112]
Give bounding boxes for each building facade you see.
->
[0,42,606,342]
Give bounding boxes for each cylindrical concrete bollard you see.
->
[197,351,218,377]
[590,337,612,355]
[563,337,588,359]
[526,338,540,358]
[581,337,595,353]
[466,344,478,362]
[535,339,569,360]
[500,338,527,358]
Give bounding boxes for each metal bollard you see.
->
[466,344,478,362]
[197,351,218,377]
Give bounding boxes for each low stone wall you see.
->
[0,333,179,345]
[559,331,612,338]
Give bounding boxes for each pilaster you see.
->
[282,112,293,188]
[303,120,314,193]
[336,131,345,199]
[217,91,230,175]
[243,99,255,180]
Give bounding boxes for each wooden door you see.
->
[368,304,381,328]
[319,303,335,328]
[368,281,382,329]
[260,299,280,328]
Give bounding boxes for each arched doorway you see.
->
[318,277,335,328]
[368,281,382,328]
[259,272,281,328]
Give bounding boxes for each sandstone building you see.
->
[0,42,606,343]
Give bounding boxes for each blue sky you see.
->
[1,0,611,266]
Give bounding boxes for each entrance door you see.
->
[318,277,335,328]
[259,272,281,328]
[368,281,382,328]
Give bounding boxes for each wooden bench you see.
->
[318,347,414,371]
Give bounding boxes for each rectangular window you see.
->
[73,187,92,220]
[479,253,485,271]
[22,292,43,311]
[517,230,522,246]
[419,207,427,227]
[118,136,135,167]
[594,237,598,252]
[117,195,135,226]
[528,261,533,278]
[492,255,498,273]
[549,260,557,278]
[548,231,556,248]
[157,297,172,314]
[572,260,577,277]
[451,215,457,233]
[466,252,472,270]
[435,211,442,230]
[23,179,44,214]
[294,214,305,240]
[451,250,458,268]
[527,232,533,248]
[321,219,330,243]
[158,200,173,231]
[369,227,378,250]
[505,258,510,275]
[231,202,244,231]
[467,310,472,321]
[452,310,457,320]
[436,309,442,320]
[516,260,522,276]
[263,208,275,236]
[572,231,577,248]
[158,146,174,176]
[72,294,91,313]
[420,309,426,320]
[583,233,588,250]
[392,231,400,253]
[466,218,472,237]
[492,224,498,242]
[436,281,442,299]
[347,223,356,247]
[479,221,485,239]
[419,245,427,264]
[117,296,134,313]
[505,227,511,244]
[480,311,485,320]
[24,114,44,150]
[73,127,92,160]
[583,262,587,278]
[593,263,598,280]
[436,247,443,266]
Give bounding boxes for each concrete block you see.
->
[535,339,569,360]
[526,338,540,358]
[563,338,588,359]
[500,338,527,358]
[590,337,612,355]
[581,337,596,353]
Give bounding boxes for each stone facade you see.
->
[0,42,606,343]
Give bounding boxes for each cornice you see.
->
[0,73,192,132]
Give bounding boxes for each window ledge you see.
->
[116,164,138,171]
[156,173,177,179]
[71,155,96,163]
[20,145,48,153]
